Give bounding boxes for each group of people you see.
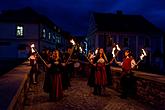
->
[87,47,137,99]
[29,46,138,101]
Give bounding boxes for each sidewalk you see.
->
[24,70,154,110]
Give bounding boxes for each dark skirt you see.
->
[87,66,95,87]
[95,63,107,86]
[62,67,70,90]
[106,64,112,86]
[43,73,51,93]
[49,73,63,99]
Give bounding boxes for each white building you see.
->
[87,11,164,73]
[0,7,68,59]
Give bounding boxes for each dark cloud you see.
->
[0,0,165,35]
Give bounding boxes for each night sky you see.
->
[0,0,165,36]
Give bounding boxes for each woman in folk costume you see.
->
[29,52,38,84]
[93,48,108,95]
[115,49,137,99]
[47,49,63,101]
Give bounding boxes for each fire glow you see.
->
[112,47,116,57]
[140,49,147,60]
[70,39,75,45]
[31,44,35,53]
[112,44,121,57]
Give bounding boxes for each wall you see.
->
[111,67,165,109]
[0,61,31,110]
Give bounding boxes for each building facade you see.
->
[0,7,69,59]
[87,11,164,73]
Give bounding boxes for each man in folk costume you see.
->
[115,49,137,99]
[93,48,108,95]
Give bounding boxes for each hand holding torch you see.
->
[66,39,76,64]
[136,49,147,65]
[109,44,121,64]
[30,44,47,66]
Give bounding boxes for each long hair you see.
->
[95,48,108,63]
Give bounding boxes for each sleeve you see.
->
[131,59,136,68]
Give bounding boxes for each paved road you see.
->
[24,71,154,110]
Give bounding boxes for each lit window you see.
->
[56,36,61,43]
[16,25,23,37]
[42,29,46,38]
[48,32,51,39]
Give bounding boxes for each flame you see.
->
[140,49,147,60]
[70,39,75,45]
[31,44,35,48]
[140,54,145,60]
[79,46,82,53]
[116,44,121,51]
[142,49,147,56]
[31,44,35,53]
[31,48,35,53]
[112,47,116,57]
[95,48,98,55]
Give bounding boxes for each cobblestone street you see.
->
[24,71,154,110]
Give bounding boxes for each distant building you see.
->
[87,11,164,73]
[0,7,69,59]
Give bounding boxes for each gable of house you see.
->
[93,12,162,34]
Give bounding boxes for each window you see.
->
[42,29,46,38]
[16,25,24,37]
[123,37,129,47]
[55,35,61,43]
[58,29,60,33]
[52,35,55,42]
[107,37,112,46]
[48,32,51,40]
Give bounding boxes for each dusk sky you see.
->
[0,0,165,36]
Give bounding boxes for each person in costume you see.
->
[29,52,38,84]
[47,49,63,101]
[115,49,137,99]
[93,48,108,95]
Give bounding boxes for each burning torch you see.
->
[136,48,147,65]
[66,39,76,64]
[109,44,121,64]
[30,44,47,66]
[78,45,93,64]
